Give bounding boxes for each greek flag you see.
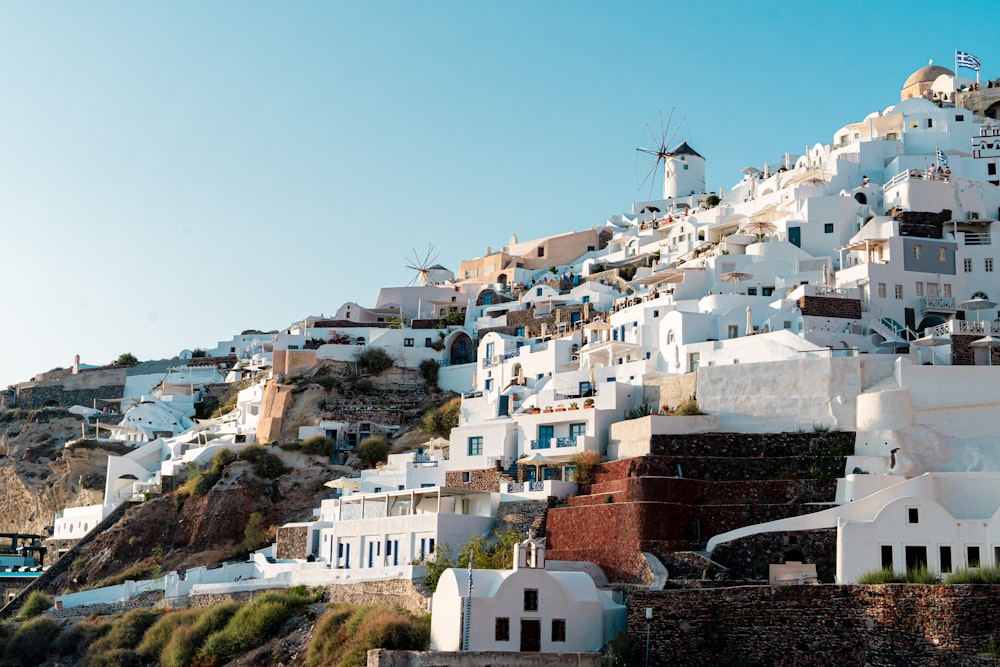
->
[957,51,981,71]
[936,149,949,167]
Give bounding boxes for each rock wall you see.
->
[647,431,855,458]
[711,528,839,583]
[630,584,1000,666]
[367,650,602,667]
[444,468,510,492]
[276,526,309,560]
[798,295,863,319]
[15,368,126,410]
[492,500,551,540]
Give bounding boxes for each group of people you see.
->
[907,165,951,180]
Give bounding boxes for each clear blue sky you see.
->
[1,1,997,387]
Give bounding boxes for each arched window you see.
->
[667,330,675,344]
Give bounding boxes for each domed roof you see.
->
[903,64,954,89]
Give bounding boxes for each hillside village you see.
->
[5,61,1000,664]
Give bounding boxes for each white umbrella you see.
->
[961,298,998,321]
[720,271,753,294]
[911,335,950,365]
[878,337,910,352]
[517,452,562,482]
[970,335,1000,366]
[324,478,360,490]
[746,306,754,336]
[740,220,777,238]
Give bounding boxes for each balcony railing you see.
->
[919,296,957,315]
[556,437,577,448]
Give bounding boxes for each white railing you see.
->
[814,286,848,298]
[963,231,992,246]
[919,296,956,313]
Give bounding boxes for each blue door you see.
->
[788,226,801,248]
[538,425,554,447]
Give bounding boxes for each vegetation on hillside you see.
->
[356,436,390,468]
[419,530,520,592]
[419,397,461,438]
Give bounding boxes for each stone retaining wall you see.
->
[646,431,854,459]
[276,525,309,560]
[444,468,510,492]
[798,295,863,319]
[630,584,1000,666]
[367,649,602,667]
[493,500,551,539]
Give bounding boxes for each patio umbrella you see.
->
[740,166,761,177]
[324,478,361,490]
[517,452,562,481]
[878,337,910,353]
[911,334,950,365]
[970,335,1000,366]
[720,271,753,294]
[960,298,998,321]
[746,306,754,336]
[740,220,777,238]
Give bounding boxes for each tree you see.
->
[355,347,394,376]
[244,512,270,551]
[420,398,461,437]
[191,349,207,358]
[356,436,390,468]
[115,353,139,366]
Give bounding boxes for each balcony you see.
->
[919,296,957,316]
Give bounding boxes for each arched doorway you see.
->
[854,192,867,205]
[448,332,475,365]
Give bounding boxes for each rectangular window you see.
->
[569,422,586,438]
[943,284,952,298]
[940,546,952,573]
[728,325,739,339]
[987,258,994,272]
[551,619,566,642]
[915,282,923,297]
[747,287,757,296]
[908,507,919,524]
[881,545,893,570]
[461,471,471,483]
[404,338,414,347]
[425,337,432,347]
[895,284,903,299]
[927,118,933,128]
[878,283,886,298]
[762,287,774,296]
[537,247,545,257]
[524,589,538,611]
[536,288,543,296]
[939,247,947,262]
[467,437,483,456]
[824,223,834,234]
[688,352,700,372]
[956,114,965,121]
[968,546,981,568]
[913,245,921,259]
[495,617,510,642]
[485,378,493,391]
[965,258,973,272]
[990,163,998,176]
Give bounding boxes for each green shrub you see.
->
[419,398,460,437]
[356,436,390,468]
[16,590,52,620]
[244,511,270,551]
[239,445,288,478]
[56,617,110,658]
[856,568,905,584]
[355,347,394,376]
[603,630,640,667]
[159,602,240,667]
[301,435,335,457]
[3,616,61,666]
[86,608,162,660]
[84,647,144,667]
[675,399,705,416]
[626,403,656,420]
[305,604,429,667]
[571,450,601,486]
[945,564,1000,584]
[136,608,202,662]
[905,565,940,584]
[418,359,439,388]
[197,590,314,665]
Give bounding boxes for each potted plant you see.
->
[528,407,540,415]
[555,405,566,412]
[584,398,595,409]
[543,406,554,413]
[568,402,579,410]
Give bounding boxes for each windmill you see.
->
[405,244,441,286]
[636,109,686,201]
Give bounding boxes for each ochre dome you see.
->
[903,64,954,89]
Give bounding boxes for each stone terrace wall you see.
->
[631,584,1000,667]
[275,526,309,560]
[492,500,552,539]
[712,528,838,582]
[368,650,602,667]
[798,295,863,319]
[444,468,511,492]
[647,431,855,459]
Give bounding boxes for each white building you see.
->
[430,537,626,652]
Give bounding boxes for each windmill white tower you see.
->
[405,245,442,286]
[636,110,705,199]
